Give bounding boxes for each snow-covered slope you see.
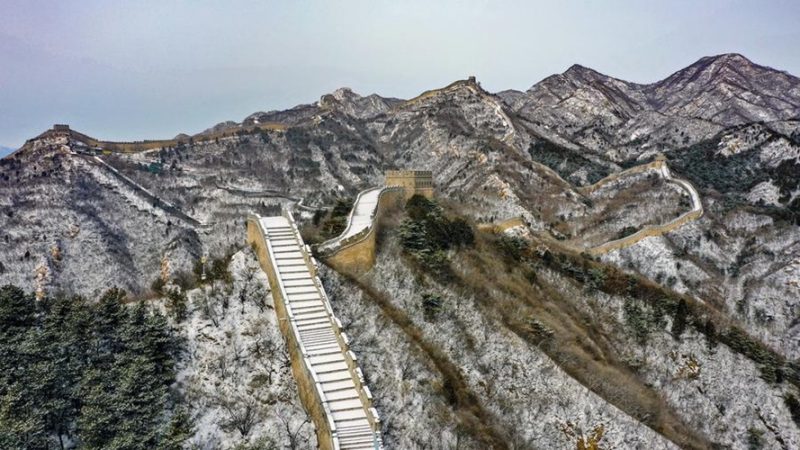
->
[3,52,800,449]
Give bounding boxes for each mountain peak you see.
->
[562,63,606,80]
[701,52,753,65]
[331,87,361,101]
[318,86,395,119]
[565,63,592,73]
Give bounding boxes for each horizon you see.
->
[1,0,799,149]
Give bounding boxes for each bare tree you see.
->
[218,393,261,438]
[239,264,270,312]
[277,405,311,450]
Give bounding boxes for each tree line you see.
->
[0,285,189,449]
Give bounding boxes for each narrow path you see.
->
[79,153,204,227]
[215,184,328,212]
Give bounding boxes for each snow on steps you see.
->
[251,213,382,449]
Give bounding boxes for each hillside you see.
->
[2,53,800,448]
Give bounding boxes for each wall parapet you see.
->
[588,208,703,256]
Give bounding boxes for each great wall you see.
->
[583,156,703,256]
[32,122,286,155]
[246,213,383,450]
[245,171,434,449]
[30,124,706,447]
[250,163,700,448]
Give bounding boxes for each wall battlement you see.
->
[385,169,434,200]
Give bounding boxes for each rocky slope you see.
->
[2,53,800,448]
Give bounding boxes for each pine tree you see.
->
[0,285,183,449]
[162,407,194,450]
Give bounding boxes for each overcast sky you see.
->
[1,0,798,150]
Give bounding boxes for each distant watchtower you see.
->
[53,124,70,132]
[385,170,434,200]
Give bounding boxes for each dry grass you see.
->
[452,235,713,450]
[326,260,513,450]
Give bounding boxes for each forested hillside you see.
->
[0,286,187,449]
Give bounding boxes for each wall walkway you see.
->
[316,187,405,273]
[247,212,382,450]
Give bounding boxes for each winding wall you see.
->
[586,160,704,255]
[81,154,204,227]
[317,187,405,273]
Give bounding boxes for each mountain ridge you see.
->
[4,52,800,449]
[9,53,795,156]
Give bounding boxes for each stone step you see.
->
[290,307,326,318]
[302,338,338,348]
[335,420,373,433]
[317,370,353,383]
[338,429,375,439]
[305,346,341,356]
[324,388,359,401]
[277,266,308,274]
[277,259,307,267]
[289,300,324,309]
[338,435,377,447]
[331,408,368,422]
[269,233,295,239]
[296,317,331,327]
[286,293,321,302]
[299,326,334,336]
[308,352,345,365]
[275,252,305,260]
[294,312,329,323]
[270,239,297,246]
[300,329,336,339]
[300,329,335,340]
[285,286,318,294]
[272,245,300,257]
[297,321,333,331]
[304,342,339,352]
[281,273,314,280]
[301,336,338,346]
[339,443,377,450]
[313,361,349,374]
[322,379,356,393]
[308,344,343,356]
[283,279,316,287]
[328,398,364,412]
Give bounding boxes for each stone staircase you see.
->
[254,214,382,450]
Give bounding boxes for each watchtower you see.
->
[385,170,434,200]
